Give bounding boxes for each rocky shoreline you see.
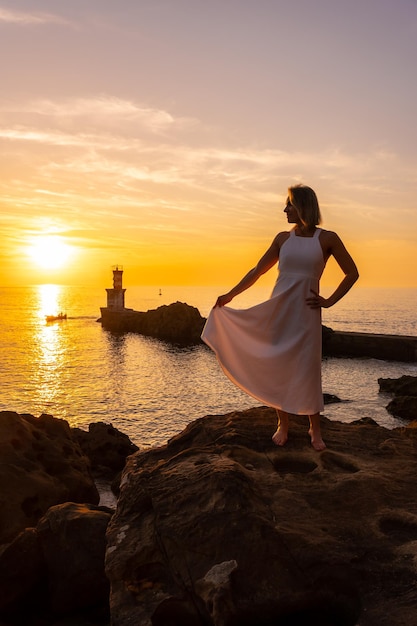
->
[1,376,417,625]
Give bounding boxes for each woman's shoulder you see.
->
[275,230,292,245]
[318,228,340,242]
[318,229,344,252]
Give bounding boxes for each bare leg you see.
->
[272,410,289,446]
[308,413,326,451]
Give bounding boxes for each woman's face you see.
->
[284,199,300,223]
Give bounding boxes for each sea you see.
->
[1,284,417,449]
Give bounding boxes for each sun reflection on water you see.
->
[33,284,69,411]
[36,329,64,403]
[37,284,62,320]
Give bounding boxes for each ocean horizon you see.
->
[1,284,416,447]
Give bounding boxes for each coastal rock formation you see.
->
[0,502,112,624]
[37,502,112,615]
[386,396,417,421]
[378,374,417,395]
[379,375,417,421]
[100,301,205,344]
[106,407,417,626]
[72,421,139,475]
[0,412,141,625]
[0,411,99,545]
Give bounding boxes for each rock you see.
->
[72,421,139,475]
[379,375,417,420]
[100,301,205,344]
[105,407,417,626]
[378,374,417,396]
[36,502,112,616]
[0,412,99,545]
[0,502,112,624]
[386,396,417,420]
[323,392,342,404]
[0,528,46,621]
[72,422,139,505]
[194,560,238,626]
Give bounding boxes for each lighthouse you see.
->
[105,265,126,310]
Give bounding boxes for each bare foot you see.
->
[272,427,288,446]
[308,429,326,451]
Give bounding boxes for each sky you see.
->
[0,0,417,289]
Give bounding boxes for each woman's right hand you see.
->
[215,293,234,307]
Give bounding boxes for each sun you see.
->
[28,235,74,270]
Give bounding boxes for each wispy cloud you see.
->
[0,97,197,135]
[0,7,72,26]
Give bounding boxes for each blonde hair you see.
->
[288,184,322,227]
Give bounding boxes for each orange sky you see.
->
[1,1,417,289]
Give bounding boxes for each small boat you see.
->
[45,312,67,323]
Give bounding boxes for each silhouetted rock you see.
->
[378,374,417,396]
[386,396,417,420]
[106,407,417,626]
[0,502,112,624]
[323,392,342,404]
[100,301,205,344]
[0,411,140,624]
[0,528,46,621]
[0,411,99,545]
[379,375,417,420]
[37,503,112,615]
[72,421,139,475]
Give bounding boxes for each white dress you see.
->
[201,228,327,415]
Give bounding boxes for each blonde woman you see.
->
[202,184,359,450]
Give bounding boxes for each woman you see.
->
[201,184,359,451]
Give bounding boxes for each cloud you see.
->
[1,95,416,248]
[0,7,71,26]
[0,97,197,135]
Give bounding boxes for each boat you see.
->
[45,312,67,323]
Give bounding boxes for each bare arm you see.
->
[307,231,359,309]
[215,235,282,307]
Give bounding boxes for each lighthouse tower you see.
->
[105,265,126,310]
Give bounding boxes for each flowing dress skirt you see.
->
[201,229,326,415]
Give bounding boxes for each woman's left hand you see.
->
[215,293,234,307]
[306,290,329,309]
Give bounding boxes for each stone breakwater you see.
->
[99,301,417,361]
[322,327,417,362]
[1,382,417,625]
